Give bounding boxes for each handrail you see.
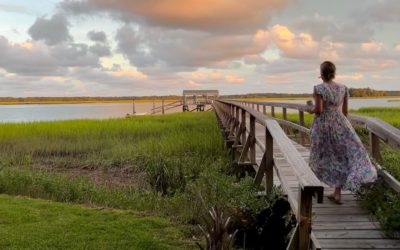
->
[151,100,182,111]
[235,99,400,193]
[235,100,400,150]
[213,100,323,250]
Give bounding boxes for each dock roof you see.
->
[182,90,219,96]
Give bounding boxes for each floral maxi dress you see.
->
[309,82,377,191]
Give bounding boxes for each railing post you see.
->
[241,109,246,144]
[250,115,256,164]
[265,128,273,193]
[257,104,260,111]
[271,106,275,117]
[299,111,305,126]
[369,132,382,161]
[299,111,305,145]
[298,187,313,250]
[235,106,240,124]
[162,99,165,115]
[256,126,274,192]
[262,105,266,115]
[283,108,287,120]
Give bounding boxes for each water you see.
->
[265,97,400,110]
[0,98,399,123]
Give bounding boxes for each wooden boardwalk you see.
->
[214,100,400,250]
[255,125,400,249]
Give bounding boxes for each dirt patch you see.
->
[33,164,151,190]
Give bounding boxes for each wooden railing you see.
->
[213,100,324,250]
[236,100,400,193]
[151,100,183,114]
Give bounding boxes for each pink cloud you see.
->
[88,0,293,33]
[361,41,383,53]
[225,74,245,84]
[336,73,363,81]
[185,70,245,85]
[266,74,291,83]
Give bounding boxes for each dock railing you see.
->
[235,100,400,194]
[213,100,324,250]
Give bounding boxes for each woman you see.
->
[308,61,377,204]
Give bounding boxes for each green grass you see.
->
[0,112,233,221]
[0,194,194,250]
[0,112,224,171]
[352,107,400,128]
[0,112,285,247]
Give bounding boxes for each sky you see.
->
[0,0,399,97]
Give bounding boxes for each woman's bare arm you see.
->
[342,95,348,116]
[309,94,323,114]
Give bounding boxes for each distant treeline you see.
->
[0,88,398,102]
[221,93,312,99]
[349,88,386,97]
[0,96,181,102]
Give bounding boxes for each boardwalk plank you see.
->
[313,221,379,230]
[318,239,400,249]
[315,229,385,239]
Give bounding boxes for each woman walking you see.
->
[308,61,377,204]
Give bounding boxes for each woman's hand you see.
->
[306,100,315,114]
[306,106,315,114]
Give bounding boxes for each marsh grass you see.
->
[0,112,282,227]
[0,113,226,191]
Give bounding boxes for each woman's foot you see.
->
[327,193,343,205]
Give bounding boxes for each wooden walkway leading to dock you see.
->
[213,100,400,250]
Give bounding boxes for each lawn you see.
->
[0,194,194,250]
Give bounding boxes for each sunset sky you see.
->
[0,0,399,96]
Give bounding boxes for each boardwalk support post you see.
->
[369,131,382,162]
[298,187,313,250]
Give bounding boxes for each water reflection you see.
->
[0,98,399,123]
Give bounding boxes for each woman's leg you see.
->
[328,187,342,204]
[334,187,341,202]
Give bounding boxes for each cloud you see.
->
[0,36,105,76]
[355,0,400,24]
[294,14,374,43]
[115,24,270,68]
[225,75,245,84]
[112,68,147,79]
[74,0,294,34]
[242,55,267,65]
[266,74,292,83]
[89,43,111,57]
[28,14,72,45]
[270,25,318,59]
[59,0,96,15]
[183,70,245,86]
[336,73,363,82]
[87,30,107,43]
[361,42,383,53]
[357,59,399,72]
[0,3,30,14]
[0,36,57,76]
